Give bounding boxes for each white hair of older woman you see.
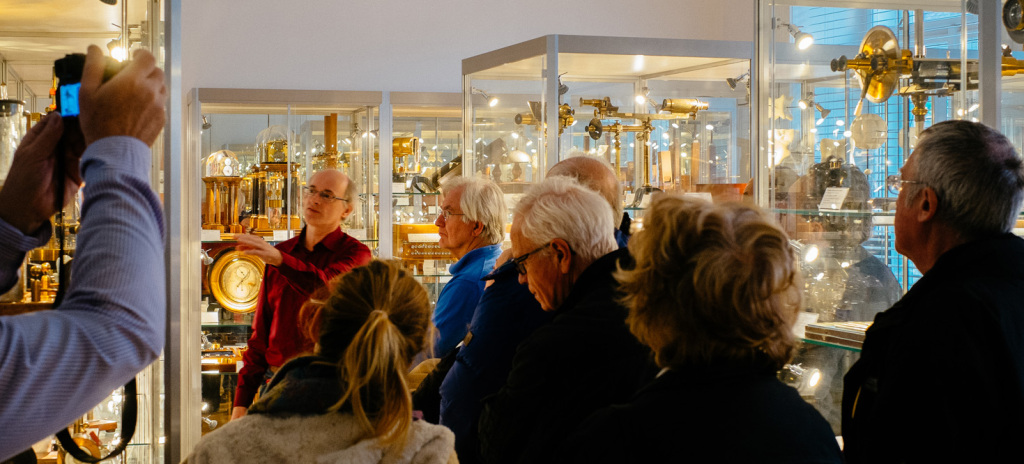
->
[513,176,617,264]
[439,175,508,245]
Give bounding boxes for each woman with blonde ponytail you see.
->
[186,260,457,464]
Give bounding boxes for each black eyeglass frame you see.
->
[512,242,552,275]
[885,174,925,196]
[301,186,348,203]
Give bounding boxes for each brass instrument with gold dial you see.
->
[208,249,264,313]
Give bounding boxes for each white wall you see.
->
[182,0,754,93]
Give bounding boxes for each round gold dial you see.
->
[208,249,264,313]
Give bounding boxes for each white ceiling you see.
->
[0,0,147,105]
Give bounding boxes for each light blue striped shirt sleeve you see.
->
[0,136,165,458]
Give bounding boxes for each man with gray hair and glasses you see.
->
[842,120,1024,464]
[431,175,506,356]
[478,176,650,464]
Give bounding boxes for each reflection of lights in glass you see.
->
[526,140,533,146]
[833,141,840,147]
[635,94,647,105]
[808,369,822,387]
[971,117,979,122]
[589,148,597,154]
[841,261,850,268]
[629,143,635,148]
[798,100,809,110]
[632,54,645,72]
[836,119,845,126]
[810,128,818,133]
[957,108,965,117]
[109,45,127,62]
[816,118,825,126]
[432,145,438,150]
[672,123,679,129]
[530,149,537,153]
[511,132,519,139]
[805,245,819,262]
[662,133,670,139]
[968,103,980,112]
[843,130,852,138]
[705,124,714,131]
[815,272,825,281]
[474,137,482,143]
[681,152,688,157]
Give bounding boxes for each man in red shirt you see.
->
[231,169,371,420]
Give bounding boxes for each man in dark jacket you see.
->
[478,176,651,464]
[842,120,1024,463]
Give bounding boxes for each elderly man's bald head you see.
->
[548,155,622,224]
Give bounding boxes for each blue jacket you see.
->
[438,260,552,463]
[433,244,501,356]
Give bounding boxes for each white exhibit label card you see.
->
[819,187,850,210]
[201,229,222,242]
[272,230,290,242]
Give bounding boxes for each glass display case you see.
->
[463,35,755,224]
[755,0,1008,433]
[388,92,464,304]
[186,88,381,435]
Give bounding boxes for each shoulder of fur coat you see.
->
[183,413,457,464]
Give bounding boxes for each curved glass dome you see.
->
[255,125,295,163]
[204,149,242,177]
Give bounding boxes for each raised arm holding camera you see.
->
[0,45,167,459]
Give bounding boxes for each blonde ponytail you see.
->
[317,260,431,449]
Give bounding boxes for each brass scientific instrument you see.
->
[393,136,420,177]
[579,96,709,207]
[312,113,343,170]
[831,26,1024,130]
[207,248,264,313]
[247,126,302,235]
[514,100,575,135]
[202,149,245,235]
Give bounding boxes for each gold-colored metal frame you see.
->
[207,248,264,313]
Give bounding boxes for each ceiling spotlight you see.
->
[107,36,126,62]
[726,71,750,90]
[815,103,831,119]
[778,21,814,50]
[471,87,499,107]
[634,87,662,111]
[201,115,212,130]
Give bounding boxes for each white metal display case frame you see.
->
[462,34,755,194]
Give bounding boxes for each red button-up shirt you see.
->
[234,227,371,408]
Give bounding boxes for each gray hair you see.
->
[513,176,617,264]
[548,152,623,225]
[907,120,1024,239]
[440,175,507,245]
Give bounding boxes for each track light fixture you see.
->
[778,21,814,50]
[726,71,750,90]
[634,86,660,110]
[471,87,499,107]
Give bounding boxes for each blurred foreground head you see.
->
[617,196,801,369]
